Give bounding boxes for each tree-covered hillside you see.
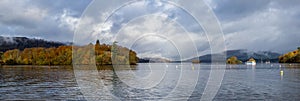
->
[226,56,242,64]
[279,47,300,63]
[0,36,66,52]
[0,40,139,65]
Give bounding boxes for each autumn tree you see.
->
[95,40,101,55]
[248,58,256,62]
[23,48,34,64]
[2,40,139,65]
[226,56,242,64]
[279,48,300,63]
[3,49,21,64]
[294,54,300,63]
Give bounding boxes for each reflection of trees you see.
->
[280,64,300,68]
[96,65,137,71]
[1,65,74,86]
[109,65,140,100]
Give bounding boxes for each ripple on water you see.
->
[0,64,300,100]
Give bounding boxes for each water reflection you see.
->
[74,64,185,100]
[0,64,300,100]
[0,65,83,100]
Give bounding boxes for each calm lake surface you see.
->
[0,63,299,100]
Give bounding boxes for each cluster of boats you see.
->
[245,61,256,65]
[245,60,271,65]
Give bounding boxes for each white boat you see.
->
[245,61,256,65]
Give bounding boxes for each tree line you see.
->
[0,40,139,65]
[226,47,300,64]
[226,56,256,64]
[279,47,300,63]
[0,36,66,52]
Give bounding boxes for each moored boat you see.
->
[245,58,256,65]
[245,61,256,65]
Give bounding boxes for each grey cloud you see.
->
[0,0,91,42]
[213,0,271,21]
[218,0,300,53]
[0,1,44,28]
[32,0,91,17]
[114,14,208,60]
[0,0,299,59]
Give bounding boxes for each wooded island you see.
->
[0,40,139,65]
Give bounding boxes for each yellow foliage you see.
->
[279,48,300,63]
[227,56,242,64]
[248,58,256,62]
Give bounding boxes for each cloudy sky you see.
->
[0,0,299,60]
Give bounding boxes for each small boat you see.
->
[245,61,256,65]
[246,58,256,65]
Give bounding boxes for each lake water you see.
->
[0,63,299,100]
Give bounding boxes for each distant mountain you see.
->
[138,57,171,63]
[0,36,66,52]
[187,50,281,63]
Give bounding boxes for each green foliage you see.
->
[279,48,300,63]
[226,56,242,64]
